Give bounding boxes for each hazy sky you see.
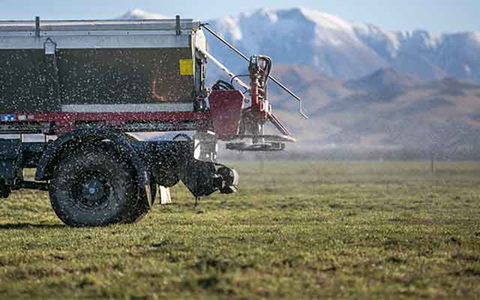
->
[0,0,478,33]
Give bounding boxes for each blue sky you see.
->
[0,0,478,33]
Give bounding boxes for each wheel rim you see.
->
[73,171,111,209]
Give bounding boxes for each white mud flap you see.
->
[160,186,172,205]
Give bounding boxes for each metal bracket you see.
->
[44,38,57,55]
[194,131,218,163]
[175,15,182,35]
[35,16,40,38]
[43,38,61,106]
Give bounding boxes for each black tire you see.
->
[50,145,143,227]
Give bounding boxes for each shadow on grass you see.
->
[0,223,65,230]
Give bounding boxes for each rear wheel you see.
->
[50,145,144,227]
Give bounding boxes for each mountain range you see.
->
[207,7,480,82]
[121,8,480,157]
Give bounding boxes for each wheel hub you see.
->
[82,179,106,203]
[74,172,111,208]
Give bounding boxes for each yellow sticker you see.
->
[179,59,193,76]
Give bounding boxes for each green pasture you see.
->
[0,161,479,299]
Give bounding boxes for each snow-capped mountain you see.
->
[206,7,480,82]
[208,8,388,79]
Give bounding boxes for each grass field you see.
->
[0,161,479,299]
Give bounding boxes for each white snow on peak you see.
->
[224,7,363,47]
[298,7,354,32]
[354,23,401,57]
[215,16,243,41]
[119,8,168,20]
[296,7,363,47]
[251,8,279,23]
[216,7,358,34]
[262,9,279,23]
[411,30,439,49]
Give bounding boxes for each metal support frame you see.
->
[201,24,308,119]
[175,15,181,35]
[196,47,250,90]
[35,16,40,38]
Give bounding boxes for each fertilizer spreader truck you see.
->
[0,16,304,226]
